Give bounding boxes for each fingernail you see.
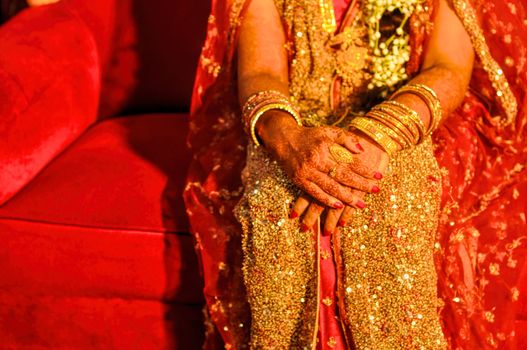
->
[356,200,366,209]
[301,223,311,232]
[373,172,383,180]
[333,202,344,209]
[338,220,346,227]
[356,143,364,152]
[323,229,333,236]
[371,186,380,193]
[290,211,299,219]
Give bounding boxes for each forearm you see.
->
[237,0,299,148]
[393,62,473,130]
[385,0,474,131]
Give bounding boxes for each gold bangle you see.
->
[366,110,414,147]
[249,103,302,147]
[242,91,291,135]
[370,108,418,145]
[242,90,302,146]
[379,100,425,141]
[391,83,442,135]
[242,90,290,116]
[349,117,400,156]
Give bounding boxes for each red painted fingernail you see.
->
[301,223,311,232]
[333,202,344,209]
[373,172,383,180]
[338,220,346,227]
[323,229,333,236]
[371,186,380,193]
[290,211,299,219]
[356,200,366,209]
[356,143,365,152]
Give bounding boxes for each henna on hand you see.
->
[259,113,381,208]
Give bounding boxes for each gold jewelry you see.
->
[249,103,302,147]
[391,84,442,134]
[378,100,425,141]
[242,91,302,146]
[349,117,400,156]
[328,165,338,178]
[367,110,415,147]
[366,109,415,146]
[329,144,357,165]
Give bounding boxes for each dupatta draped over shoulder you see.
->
[184,0,527,348]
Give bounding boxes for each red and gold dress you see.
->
[184,0,527,349]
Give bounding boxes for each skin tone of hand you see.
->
[238,0,474,234]
[256,111,383,210]
[289,131,388,235]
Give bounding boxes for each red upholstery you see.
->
[0,2,100,204]
[0,0,210,348]
[0,115,191,233]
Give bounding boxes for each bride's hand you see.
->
[257,112,382,209]
[290,129,390,234]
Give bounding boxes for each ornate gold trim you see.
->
[452,0,518,126]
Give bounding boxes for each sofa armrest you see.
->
[0,2,101,205]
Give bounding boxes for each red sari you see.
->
[184,0,527,348]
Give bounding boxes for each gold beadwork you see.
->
[327,336,337,348]
[322,297,333,306]
[364,0,426,93]
[319,0,337,33]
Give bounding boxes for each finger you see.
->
[301,180,344,209]
[290,195,310,219]
[325,143,378,179]
[337,205,355,228]
[309,171,367,209]
[331,165,381,193]
[301,202,325,231]
[323,207,344,236]
[333,129,365,154]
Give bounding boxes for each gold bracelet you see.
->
[370,106,418,145]
[349,117,400,156]
[379,100,425,141]
[242,91,302,146]
[242,91,291,134]
[249,103,302,147]
[366,110,414,147]
[391,83,442,134]
[242,90,290,116]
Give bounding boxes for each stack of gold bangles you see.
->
[349,83,442,156]
[242,90,303,147]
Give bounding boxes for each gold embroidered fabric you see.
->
[276,0,373,127]
[234,1,447,348]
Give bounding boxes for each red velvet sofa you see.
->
[0,0,209,348]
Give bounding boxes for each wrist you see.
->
[256,110,302,149]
